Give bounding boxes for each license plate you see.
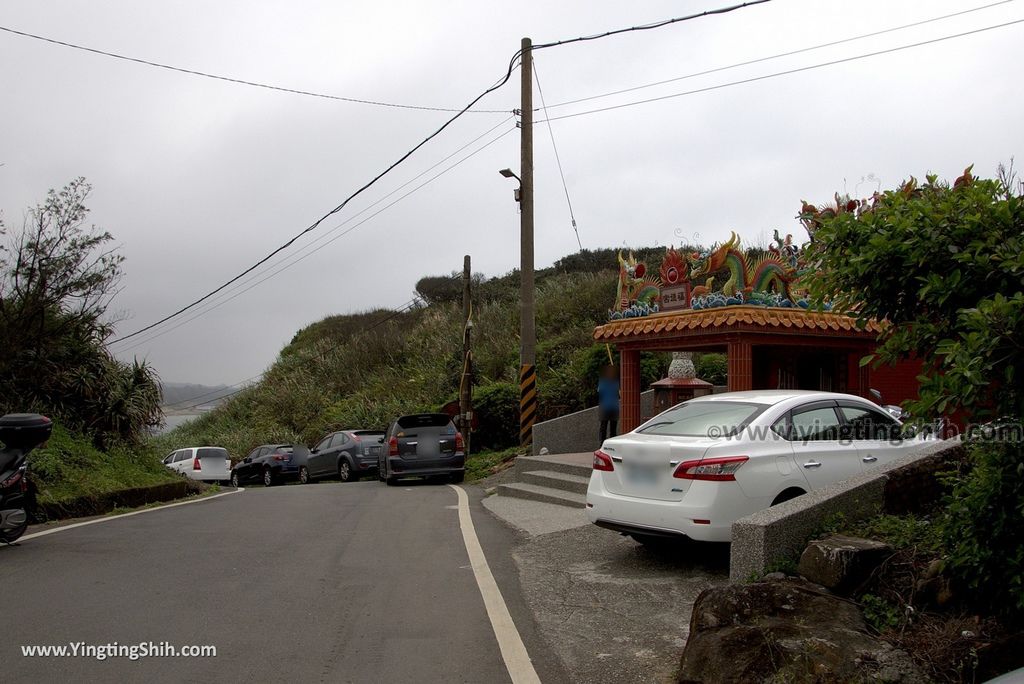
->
[625,464,660,485]
[369,446,380,455]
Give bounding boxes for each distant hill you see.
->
[161,382,234,410]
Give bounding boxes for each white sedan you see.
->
[162,446,232,483]
[586,390,932,545]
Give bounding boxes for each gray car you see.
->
[377,413,465,486]
[304,430,385,483]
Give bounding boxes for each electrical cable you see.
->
[0,24,510,114]
[115,124,516,353]
[109,0,770,344]
[544,0,1017,110]
[533,59,582,251]
[538,18,1024,123]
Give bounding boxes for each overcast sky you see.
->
[1,0,1020,386]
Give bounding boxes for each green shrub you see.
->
[696,352,728,385]
[942,442,1024,619]
[31,422,179,505]
[474,381,519,450]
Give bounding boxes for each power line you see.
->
[109,57,524,344]
[539,18,1024,123]
[110,116,513,350]
[0,24,510,114]
[529,0,771,51]
[109,0,769,345]
[115,124,516,352]
[544,0,1017,110]
[533,60,582,251]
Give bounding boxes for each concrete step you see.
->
[514,454,593,479]
[496,482,587,509]
[519,469,590,495]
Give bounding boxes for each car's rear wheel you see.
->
[385,474,399,486]
[299,466,311,485]
[338,461,353,483]
[450,471,465,484]
[263,468,275,487]
[230,471,240,488]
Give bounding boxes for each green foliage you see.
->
[806,166,1024,419]
[0,178,162,443]
[846,513,944,554]
[807,166,1024,624]
[860,593,902,634]
[474,382,520,450]
[30,422,179,505]
[465,447,520,481]
[696,352,728,385]
[942,442,1024,618]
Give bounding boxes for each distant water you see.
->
[156,413,202,435]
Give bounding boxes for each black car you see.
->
[230,444,309,487]
[305,430,385,483]
[377,414,465,486]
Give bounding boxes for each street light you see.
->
[499,168,521,202]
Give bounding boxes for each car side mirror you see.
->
[243,456,252,463]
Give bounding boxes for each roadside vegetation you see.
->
[0,179,179,510]
[803,165,1024,681]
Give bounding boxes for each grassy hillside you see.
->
[32,422,181,507]
[156,247,726,460]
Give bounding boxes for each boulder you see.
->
[677,578,927,684]
[798,535,893,595]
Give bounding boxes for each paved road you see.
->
[0,481,566,683]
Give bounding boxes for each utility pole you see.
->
[460,254,473,455]
[518,36,537,450]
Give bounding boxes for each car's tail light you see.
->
[273,452,290,461]
[192,457,201,470]
[593,450,614,472]
[388,437,399,457]
[455,432,465,452]
[352,434,361,443]
[673,456,748,481]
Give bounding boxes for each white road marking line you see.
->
[449,484,541,684]
[19,488,244,541]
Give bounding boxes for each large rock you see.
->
[798,535,893,595]
[677,579,926,684]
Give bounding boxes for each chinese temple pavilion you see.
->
[594,234,920,432]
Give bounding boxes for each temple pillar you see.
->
[620,349,641,432]
[727,340,753,392]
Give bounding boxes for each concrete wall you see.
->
[532,390,654,455]
[532,386,729,455]
[729,438,964,582]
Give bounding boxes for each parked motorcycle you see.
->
[0,413,53,544]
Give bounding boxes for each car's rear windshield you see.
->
[396,415,452,429]
[197,447,227,459]
[636,401,766,437]
[353,430,385,436]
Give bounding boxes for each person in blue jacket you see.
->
[597,364,620,442]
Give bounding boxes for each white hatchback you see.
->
[162,447,231,484]
[586,390,933,545]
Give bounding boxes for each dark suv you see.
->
[377,414,465,486]
[230,444,309,487]
[305,430,385,483]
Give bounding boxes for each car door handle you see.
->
[803,461,822,469]
[862,455,878,463]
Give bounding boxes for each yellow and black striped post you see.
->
[519,363,537,447]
